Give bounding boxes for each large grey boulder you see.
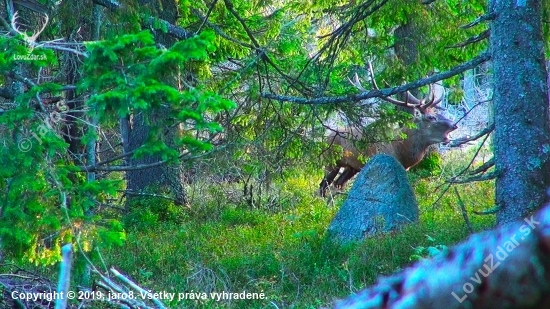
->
[326,154,419,242]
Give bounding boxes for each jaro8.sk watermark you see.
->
[18,105,64,153]
[451,215,540,303]
[10,289,267,304]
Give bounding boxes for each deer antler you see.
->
[348,66,411,109]
[416,83,445,113]
[10,11,49,46]
[351,62,445,114]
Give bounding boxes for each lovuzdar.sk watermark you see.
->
[13,53,47,61]
[451,215,540,303]
[10,7,50,61]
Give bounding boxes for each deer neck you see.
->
[391,128,431,169]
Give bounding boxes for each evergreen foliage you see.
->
[0,0,548,307]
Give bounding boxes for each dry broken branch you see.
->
[448,123,494,147]
[447,30,490,49]
[447,171,497,184]
[461,13,496,29]
[469,157,495,175]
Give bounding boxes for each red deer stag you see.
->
[319,76,458,197]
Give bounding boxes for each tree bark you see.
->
[124,114,188,207]
[394,20,420,77]
[124,0,188,207]
[334,202,550,309]
[490,0,550,224]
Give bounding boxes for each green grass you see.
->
[98,149,496,308]
[7,147,496,308]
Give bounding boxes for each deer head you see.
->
[319,70,457,197]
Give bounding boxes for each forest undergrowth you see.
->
[99,145,495,308]
[5,145,495,308]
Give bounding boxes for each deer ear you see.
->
[413,109,422,118]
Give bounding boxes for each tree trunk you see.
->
[394,20,420,73]
[124,114,188,206]
[490,0,550,224]
[124,0,188,207]
[394,18,422,101]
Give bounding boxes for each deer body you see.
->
[320,110,457,196]
[318,68,460,197]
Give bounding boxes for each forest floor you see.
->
[6,146,495,308]
[99,147,495,308]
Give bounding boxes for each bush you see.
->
[124,196,188,229]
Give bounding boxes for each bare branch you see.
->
[196,0,219,34]
[461,12,496,29]
[92,0,120,10]
[122,190,181,204]
[13,0,49,13]
[445,132,492,184]
[447,171,498,184]
[190,7,254,48]
[472,205,501,215]
[3,69,37,88]
[0,15,18,36]
[40,41,89,57]
[455,187,474,234]
[469,157,495,175]
[223,0,261,48]
[76,143,228,172]
[447,30,490,49]
[358,64,418,108]
[141,16,192,39]
[92,0,192,40]
[448,123,494,147]
[453,98,492,125]
[358,63,445,112]
[432,132,492,209]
